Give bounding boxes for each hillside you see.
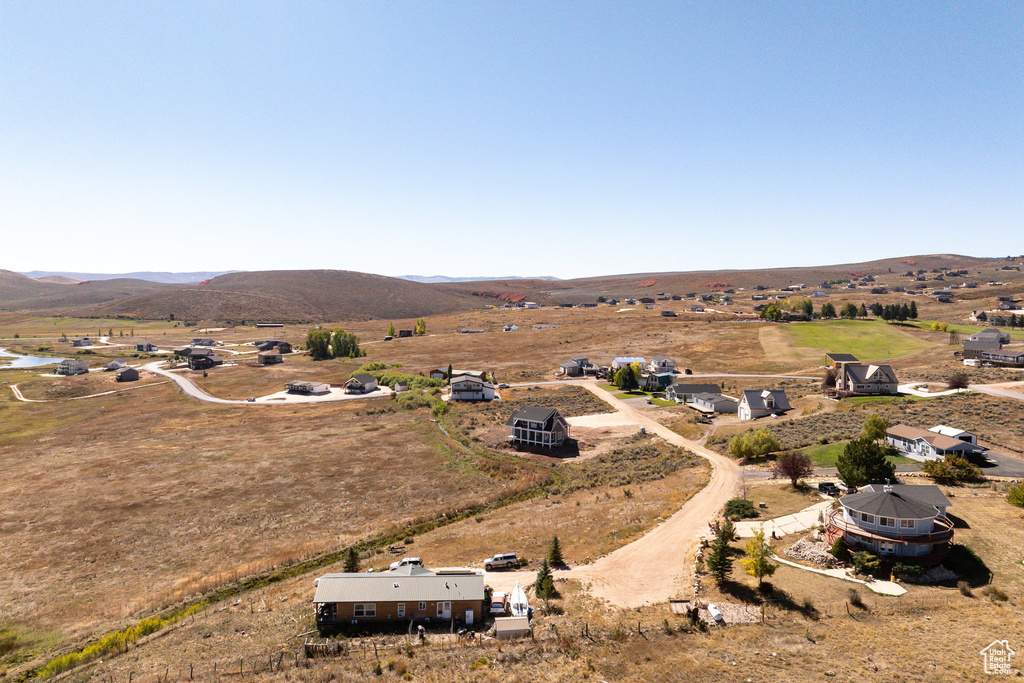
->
[83,270,484,322]
[447,254,1019,303]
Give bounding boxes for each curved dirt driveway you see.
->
[482,382,744,608]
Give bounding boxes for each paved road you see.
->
[970,384,1024,402]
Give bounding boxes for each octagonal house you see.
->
[825,484,954,565]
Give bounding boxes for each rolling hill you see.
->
[2,254,1020,323]
[83,270,485,322]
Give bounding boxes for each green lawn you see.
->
[799,440,916,467]
[783,319,933,361]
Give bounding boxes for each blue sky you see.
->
[2,2,1021,279]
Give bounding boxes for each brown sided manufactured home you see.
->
[313,566,485,632]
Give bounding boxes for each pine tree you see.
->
[534,558,556,600]
[705,521,735,584]
[836,437,897,489]
[387,322,396,337]
[909,300,918,319]
[343,547,360,573]
[857,303,868,318]
[548,535,564,567]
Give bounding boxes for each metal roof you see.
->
[506,405,565,427]
[313,567,484,604]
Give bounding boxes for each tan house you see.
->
[313,566,484,631]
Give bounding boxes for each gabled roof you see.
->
[313,567,484,604]
[886,424,964,451]
[651,355,672,363]
[667,383,721,396]
[739,389,791,412]
[507,406,564,427]
[844,363,898,384]
[451,374,494,388]
[826,353,859,362]
[841,488,940,519]
[348,374,377,385]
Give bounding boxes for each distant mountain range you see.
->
[398,275,561,284]
[20,271,239,284]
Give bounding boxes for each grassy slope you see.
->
[782,319,934,362]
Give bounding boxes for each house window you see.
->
[900,519,915,529]
[353,604,376,617]
[860,512,874,524]
[879,517,895,527]
[397,603,405,618]
[418,602,426,611]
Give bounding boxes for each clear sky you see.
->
[2,2,1021,279]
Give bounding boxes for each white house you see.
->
[647,355,676,374]
[885,424,984,462]
[524,302,538,309]
[737,389,791,420]
[449,374,496,401]
[611,356,645,371]
[503,324,519,332]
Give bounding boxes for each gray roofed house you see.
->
[691,392,738,414]
[737,389,791,420]
[665,383,722,404]
[507,406,570,448]
[191,338,217,347]
[824,485,954,565]
[115,366,140,382]
[55,358,90,376]
[835,362,899,395]
[977,348,1024,367]
[135,342,158,352]
[969,328,1011,344]
[825,352,859,366]
[647,355,676,374]
[313,566,485,630]
[257,349,283,365]
[106,359,127,371]
[962,338,1002,358]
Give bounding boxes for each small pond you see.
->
[0,347,67,368]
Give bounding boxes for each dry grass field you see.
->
[2,277,1024,681]
[0,384,553,665]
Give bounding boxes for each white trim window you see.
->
[879,517,895,527]
[353,603,376,617]
[900,519,915,529]
[397,603,405,617]
[860,512,874,524]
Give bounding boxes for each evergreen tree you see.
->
[841,303,859,319]
[387,322,396,337]
[548,535,564,567]
[705,520,735,584]
[909,300,918,319]
[741,528,778,586]
[414,318,427,335]
[898,303,910,321]
[343,547,360,573]
[870,302,883,317]
[820,302,837,318]
[836,437,897,489]
[857,303,868,317]
[534,558,557,600]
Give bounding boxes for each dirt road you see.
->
[483,382,743,608]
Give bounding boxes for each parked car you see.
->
[497,383,510,389]
[383,335,393,341]
[389,557,423,570]
[817,482,841,496]
[484,553,519,571]
[489,592,509,616]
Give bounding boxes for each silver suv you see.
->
[484,553,519,571]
